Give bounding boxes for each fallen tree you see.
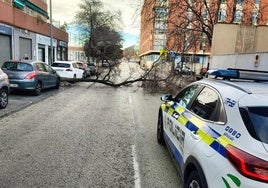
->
[70,59,196,94]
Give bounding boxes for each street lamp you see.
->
[50,0,53,65]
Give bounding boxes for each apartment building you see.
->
[0,0,68,65]
[140,0,167,68]
[139,0,268,72]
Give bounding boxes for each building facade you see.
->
[0,0,68,65]
[67,25,86,62]
[123,45,139,62]
[139,0,268,72]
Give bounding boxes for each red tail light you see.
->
[25,72,37,79]
[226,145,268,183]
[65,68,72,72]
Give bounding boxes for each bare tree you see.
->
[75,0,123,61]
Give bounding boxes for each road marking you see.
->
[129,94,133,105]
[129,94,141,188]
[132,144,141,188]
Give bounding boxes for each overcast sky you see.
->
[51,0,142,36]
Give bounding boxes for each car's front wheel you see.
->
[157,111,165,145]
[0,88,8,109]
[184,170,203,188]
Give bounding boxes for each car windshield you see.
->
[2,61,33,71]
[240,107,268,144]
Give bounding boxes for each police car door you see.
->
[163,84,202,168]
[188,86,227,157]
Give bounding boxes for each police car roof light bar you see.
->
[206,68,268,82]
[206,69,239,79]
[228,68,268,81]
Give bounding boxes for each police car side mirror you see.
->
[161,94,173,102]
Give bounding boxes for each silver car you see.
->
[0,68,9,109]
[2,60,60,95]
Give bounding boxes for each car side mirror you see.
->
[161,94,173,102]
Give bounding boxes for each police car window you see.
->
[190,87,226,122]
[175,85,201,108]
[240,107,268,144]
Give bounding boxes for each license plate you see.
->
[10,84,18,88]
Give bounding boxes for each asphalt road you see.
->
[0,82,72,118]
[0,63,182,188]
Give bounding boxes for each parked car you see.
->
[76,61,90,78]
[1,60,60,95]
[175,62,195,75]
[101,60,110,67]
[0,68,9,109]
[51,61,85,80]
[157,68,268,188]
[87,62,97,75]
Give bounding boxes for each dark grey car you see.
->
[87,62,97,75]
[2,60,60,95]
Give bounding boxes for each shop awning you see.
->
[13,0,25,9]
[25,1,49,19]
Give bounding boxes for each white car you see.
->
[157,68,268,188]
[51,61,85,80]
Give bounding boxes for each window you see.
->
[44,64,54,73]
[2,62,33,72]
[190,87,226,122]
[155,7,168,19]
[155,22,167,34]
[175,85,201,108]
[72,63,79,68]
[17,63,33,71]
[203,8,208,20]
[252,10,258,25]
[237,0,244,4]
[240,107,268,144]
[35,63,46,72]
[218,9,226,22]
[234,10,243,23]
[51,63,70,68]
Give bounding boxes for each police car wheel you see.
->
[157,111,165,145]
[185,170,202,188]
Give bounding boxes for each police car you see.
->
[157,68,268,188]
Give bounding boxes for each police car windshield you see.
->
[240,107,268,144]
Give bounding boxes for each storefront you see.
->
[36,34,57,64]
[57,41,68,61]
[0,24,12,65]
[13,27,36,60]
